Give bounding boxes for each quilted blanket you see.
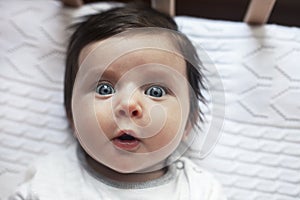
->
[0,1,299,199]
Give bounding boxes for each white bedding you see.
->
[0,1,300,199]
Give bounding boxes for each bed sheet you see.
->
[1,1,300,199]
[175,17,300,200]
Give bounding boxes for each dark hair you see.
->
[64,3,205,129]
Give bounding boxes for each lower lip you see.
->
[112,139,140,151]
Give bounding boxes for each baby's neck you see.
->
[85,153,167,183]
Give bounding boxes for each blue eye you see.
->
[96,83,115,96]
[145,85,166,98]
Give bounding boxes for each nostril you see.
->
[119,110,126,116]
[116,105,142,118]
[132,110,138,116]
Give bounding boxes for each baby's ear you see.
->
[182,121,192,141]
[67,117,74,129]
[67,118,77,138]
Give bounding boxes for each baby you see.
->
[10,3,226,200]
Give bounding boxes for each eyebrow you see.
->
[99,69,118,82]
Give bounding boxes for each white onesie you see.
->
[9,143,227,200]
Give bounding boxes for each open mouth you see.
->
[112,132,140,151]
[118,134,137,141]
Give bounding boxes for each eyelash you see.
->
[95,81,115,96]
[143,84,169,94]
[95,82,171,96]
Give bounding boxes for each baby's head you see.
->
[64,4,206,173]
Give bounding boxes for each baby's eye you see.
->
[145,85,167,98]
[96,83,115,96]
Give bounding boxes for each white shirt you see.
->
[9,144,227,200]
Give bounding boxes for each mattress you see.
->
[0,1,300,199]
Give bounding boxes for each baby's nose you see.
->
[118,102,142,118]
[115,93,143,119]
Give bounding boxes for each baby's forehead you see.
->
[78,34,188,78]
[78,31,184,66]
[82,49,187,84]
[108,48,186,72]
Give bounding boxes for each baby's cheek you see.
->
[94,102,115,134]
[156,108,182,141]
[167,98,187,123]
[165,100,189,135]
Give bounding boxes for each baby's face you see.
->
[73,34,191,173]
[94,49,189,152]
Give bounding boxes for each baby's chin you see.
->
[87,145,172,174]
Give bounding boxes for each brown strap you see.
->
[151,0,175,17]
[244,0,277,25]
[62,0,176,16]
[62,0,83,7]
